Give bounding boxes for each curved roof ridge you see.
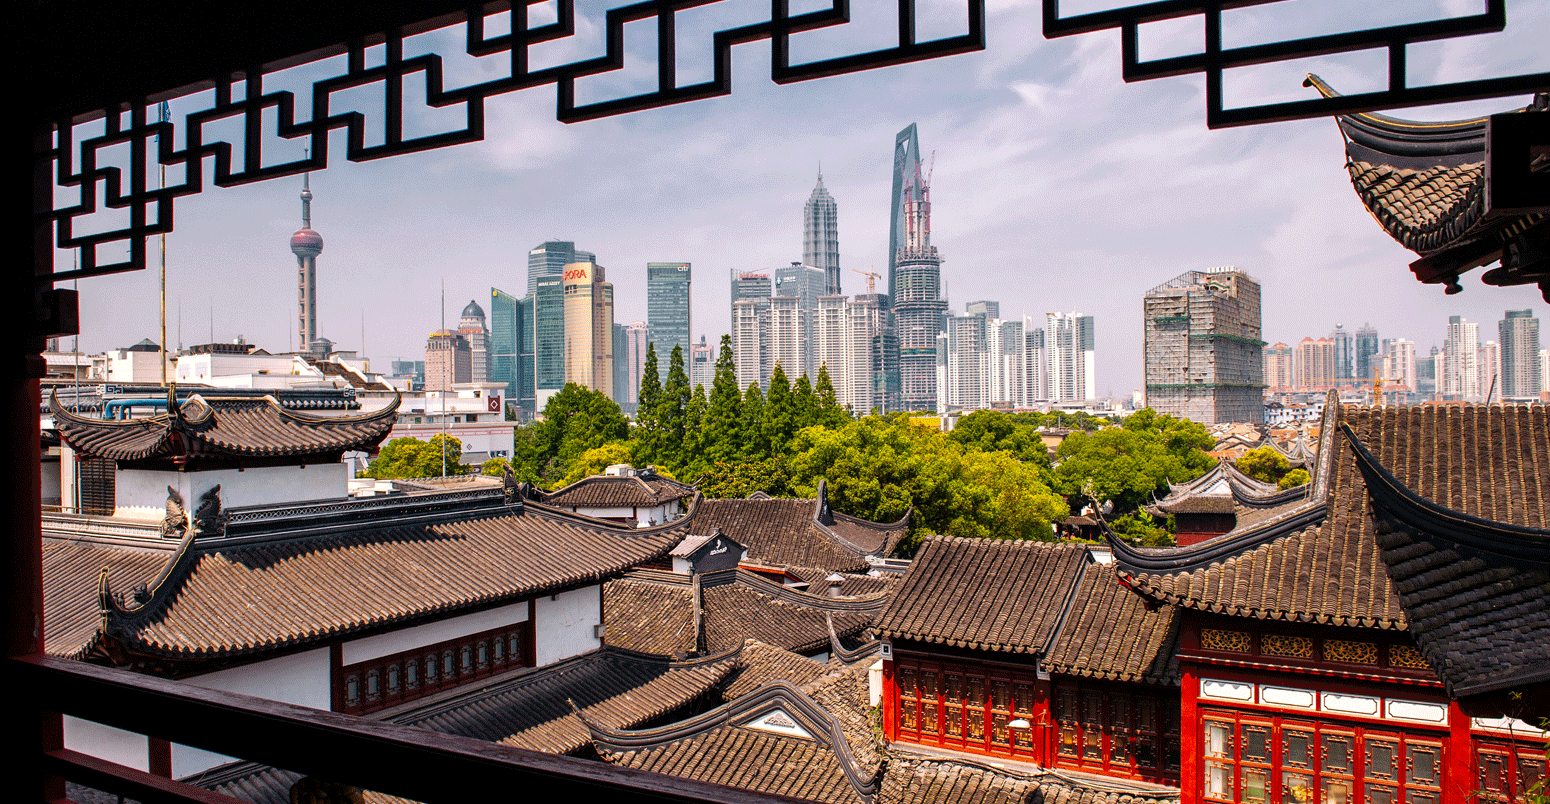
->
[733,568,889,612]
[581,678,879,799]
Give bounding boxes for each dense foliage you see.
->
[372,337,1215,551]
[364,434,466,479]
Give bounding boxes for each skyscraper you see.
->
[1354,323,1379,381]
[646,262,692,362]
[527,241,596,298]
[1295,337,1337,391]
[1047,312,1095,403]
[1381,339,1417,393]
[1024,323,1048,403]
[533,275,566,411]
[562,262,613,397]
[989,318,1024,407]
[689,335,714,391]
[890,125,947,411]
[888,123,922,304]
[804,173,840,295]
[938,313,988,412]
[489,287,532,415]
[1499,309,1541,401]
[769,295,807,380]
[1331,324,1354,381]
[1142,268,1264,424]
[289,174,323,353]
[1263,343,1294,393]
[458,300,490,384]
[1478,340,1502,401]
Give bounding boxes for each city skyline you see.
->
[58,2,1548,397]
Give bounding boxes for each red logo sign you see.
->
[563,267,590,281]
[488,395,501,412]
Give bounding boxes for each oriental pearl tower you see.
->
[290,174,324,354]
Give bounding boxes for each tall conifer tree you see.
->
[705,335,743,464]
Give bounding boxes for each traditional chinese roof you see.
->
[881,750,1181,804]
[1306,75,1549,293]
[588,663,881,804]
[875,538,1089,655]
[1043,563,1180,686]
[397,646,736,755]
[49,389,398,463]
[686,480,909,572]
[40,535,176,658]
[47,493,685,664]
[1114,396,1550,696]
[721,639,831,701]
[603,569,885,657]
[536,470,696,509]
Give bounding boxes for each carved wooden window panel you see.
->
[1058,687,1080,758]
[1082,691,1104,761]
[1204,717,1237,802]
[335,618,534,715]
[966,675,986,742]
[1321,731,1356,804]
[921,671,939,735]
[1202,629,1253,653]
[1324,640,1379,665]
[989,679,1011,747]
[1262,634,1314,660]
[944,673,965,739]
[1110,693,1133,767]
[1241,722,1274,804]
[1387,644,1429,670]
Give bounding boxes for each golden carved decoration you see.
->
[1261,634,1314,659]
[1324,639,1379,664]
[1201,628,1253,653]
[1388,644,1430,669]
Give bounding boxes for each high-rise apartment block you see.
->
[989,318,1025,407]
[774,261,824,378]
[611,321,649,408]
[1331,324,1354,381]
[1381,338,1417,393]
[458,300,490,384]
[1443,315,1480,400]
[1024,324,1048,403]
[1295,337,1337,391]
[938,314,988,412]
[1478,340,1502,401]
[562,262,613,398]
[424,330,472,392]
[528,241,596,298]
[812,293,894,414]
[646,262,691,361]
[732,299,767,392]
[1047,312,1096,403]
[1499,309,1541,401]
[1142,268,1262,424]
[803,174,841,295]
[1263,343,1294,393]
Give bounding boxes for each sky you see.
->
[57,0,1550,398]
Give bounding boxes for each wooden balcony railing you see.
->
[20,653,805,803]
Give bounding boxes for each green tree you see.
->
[365,434,466,479]
[633,343,663,464]
[1236,445,1290,484]
[1278,468,1311,490]
[680,384,709,477]
[764,363,796,454]
[741,382,768,461]
[704,335,743,465]
[1051,409,1211,516]
[695,458,791,499]
[813,363,848,428]
[791,373,817,431]
[558,442,633,486]
[533,383,628,482]
[658,345,691,467]
[949,409,1053,467]
[480,457,511,477]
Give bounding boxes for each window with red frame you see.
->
[1054,681,1179,783]
[893,658,1039,758]
[1476,738,1547,803]
[1201,709,1444,804]
[336,619,533,715]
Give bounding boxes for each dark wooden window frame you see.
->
[332,617,534,715]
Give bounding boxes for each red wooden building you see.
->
[878,395,1549,804]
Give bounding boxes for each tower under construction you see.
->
[289,175,324,354]
[1143,267,1265,425]
[891,125,947,411]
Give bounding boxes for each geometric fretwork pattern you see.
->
[1042,0,1550,129]
[37,0,985,284]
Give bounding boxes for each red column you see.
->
[1180,659,1200,804]
[1445,700,1471,804]
[882,655,897,741]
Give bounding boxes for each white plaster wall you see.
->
[115,463,348,519]
[573,505,635,520]
[341,600,530,665]
[535,585,601,667]
[62,717,150,772]
[170,647,332,778]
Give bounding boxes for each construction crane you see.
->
[851,267,881,294]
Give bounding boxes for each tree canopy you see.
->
[365,434,465,479]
